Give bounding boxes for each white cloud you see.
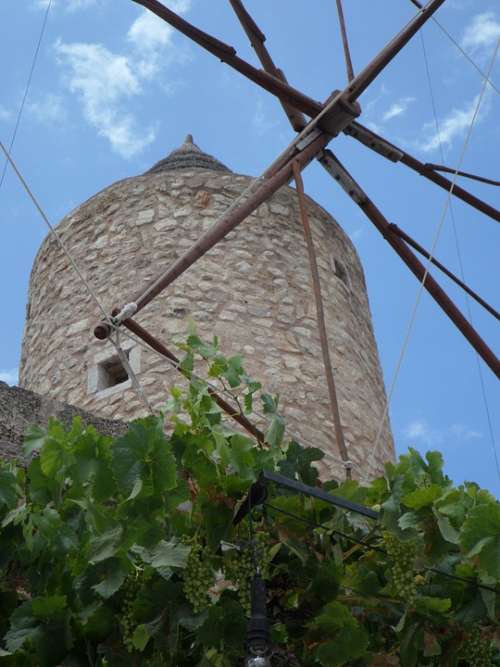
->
[0,368,18,385]
[462,12,500,59]
[28,93,67,124]
[0,105,11,122]
[53,3,191,158]
[416,91,491,153]
[54,40,154,158]
[403,419,482,446]
[381,96,416,122]
[364,90,415,136]
[252,98,280,136]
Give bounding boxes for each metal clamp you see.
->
[319,150,367,205]
[344,123,403,163]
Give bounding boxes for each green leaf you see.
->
[433,509,460,544]
[479,584,496,621]
[132,539,190,569]
[92,564,127,599]
[228,434,255,479]
[4,602,41,652]
[132,624,150,651]
[32,595,67,621]
[88,525,123,564]
[416,596,451,614]
[461,501,500,579]
[208,355,227,378]
[310,602,369,666]
[265,415,285,449]
[180,351,194,374]
[403,484,443,510]
[127,477,143,501]
[309,601,354,635]
[0,471,19,509]
[223,355,244,387]
[112,422,151,497]
[315,625,369,667]
[152,435,177,495]
[400,622,422,667]
[398,511,420,531]
[261,393,278,414]
[23,425,47,456]
[2,502,27,528]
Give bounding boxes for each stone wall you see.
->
[0,381,126,463]
[19,167,394,481]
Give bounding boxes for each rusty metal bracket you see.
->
[319,149,367,204]
[343,123,403,163]
[317,91,361,137]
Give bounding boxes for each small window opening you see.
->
[99,353,129,389]
[334,258,348,285]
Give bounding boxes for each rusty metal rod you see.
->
[133,0,445,121]
[131,0,497,223]
[425,163,500,187]
[346,121,500,223]
[328,154,500,377]
[344,0,446,102]
[335,0,355,82]
[227,0,306,131]
[131,0,498,224]
[292,161,351,477]
[131,0,322,118]
[94,131,330,339]
[121,316,266,445]
[388,223,500,321]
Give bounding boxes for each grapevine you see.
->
[121,575,139,653]
[382,532,418,606]
[461,626,493,667]
[223,532,272,615]
[183,540,215,613]
[0,339,499,666]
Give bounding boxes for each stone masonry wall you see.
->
[0,381,126,463]
[19,168,394,481]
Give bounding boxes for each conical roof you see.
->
[146,134,231,174]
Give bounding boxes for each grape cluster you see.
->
[121,575,139,653]
[382,532,418,606]
[223,532,272,615]
[223,547,254,615]
[183,541,214,613]
[461,626,493,667]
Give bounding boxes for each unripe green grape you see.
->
[382,532,418,606]
[183,539,215,613]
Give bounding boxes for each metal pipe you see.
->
[121,316,266,444]
[346,121,500,223]
[425,163,500,187]
[94,131,330,338]
[330,154,500,378]
[344,0,446,102]
[292,161,351,477]
[131,0,322,118]
[227,0,306,131]
[388,224,500,321]
[335,0,355,82]
[132,0,445,135]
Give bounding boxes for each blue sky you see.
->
[0,0,498,494]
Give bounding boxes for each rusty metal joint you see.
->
[317,90,361,137]
[319,150,367,205]
[94,321,113,341]
[343,123,403,162]
[296,127,325,152]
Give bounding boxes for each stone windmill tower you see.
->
[19,135,394,480]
